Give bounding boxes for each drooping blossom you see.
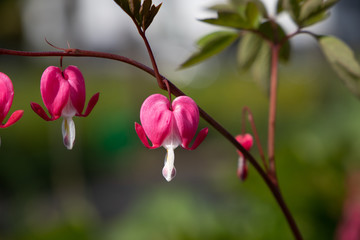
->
[135,94,208,182]
[31,66,99,150]
[0,72,24,139]
[235,133,253,180]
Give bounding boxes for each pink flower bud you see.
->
[235,133,253,181]
[31,66,99,150]
[135,94,208,182]
[0,72,23,130]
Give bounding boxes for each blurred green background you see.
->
[0,0,360,239]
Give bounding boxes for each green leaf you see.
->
[237,32,263,69]
[299,0,322,21]
[300,10,329,27]
[246,2,260,28]
[201,12,252,29]
[323,0,339,10]
[114,0,132,16]
[180,31,239,69]
[283,0,301,24]
[251,40,271,93]
[257,21,291,62]
[207,4,234,12]
[319,36,360,97]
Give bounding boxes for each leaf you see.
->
[140,0,152,26]
[129,0,141,17]
[318,36,360,97]
[300,10,329,27]
[251,41,271,93]
[114,0,132,16]
[237,32,263,69]
[257,21,291,63]
[246,2,260,28]
[143,3,162,30]
[201,12,252,29]
[299,0,322,22]
[180,31,239,69]
[282,0,301,24]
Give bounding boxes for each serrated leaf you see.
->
[180,31,239,69]
[114,0,132,16]
[319,36,360,97]
[237,33,263,69]
[129,0,141,17]
[201,12,252,29]
[251,41,271,93]
[299,0,322,21]
[143,3,162,30]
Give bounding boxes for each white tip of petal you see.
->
[62,117,75,150]
[162,147,176,182]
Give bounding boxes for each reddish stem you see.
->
[242,106,268,171]
[268,43,280,183]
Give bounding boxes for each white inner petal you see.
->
[161,116,181,182]
[62,117,75,150]
[61,97,77,118]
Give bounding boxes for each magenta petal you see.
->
[40,66,70,118]
[172,96,200,148]
[65,66,86,114]
[30,102,54,121]
[140,94,173,146]
[0,72,15,123]
[183,127,208,150]
[77,92,99,117]
[135,122,160,149]
[1,110,24,128]
[235,134,253,156]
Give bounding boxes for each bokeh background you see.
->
[0,0,360,239]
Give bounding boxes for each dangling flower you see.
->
[135,94,208,182]
[0,72,24,143]
[235,133,253,181]
[31,66,99,150]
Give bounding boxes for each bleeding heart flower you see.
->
[235,133,253,181]
[31,66,99,150]
[135,94,208,182]
[0,72,24,133]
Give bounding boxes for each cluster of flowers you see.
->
[1,65,253,182]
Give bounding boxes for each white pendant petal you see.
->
[162,147,176,182]
[62,117,75,150]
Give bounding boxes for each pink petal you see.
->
[40,66,70,118]
[77,92,99,117]
[182,127,208,150]
[0,110,24,128]
[235,133,253,155]
[0,72,14,123]
[65,66,86,114]
[135,122,160,149]
[172,96,200,148]
[30,102,54,121]
[139,94,173,146]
